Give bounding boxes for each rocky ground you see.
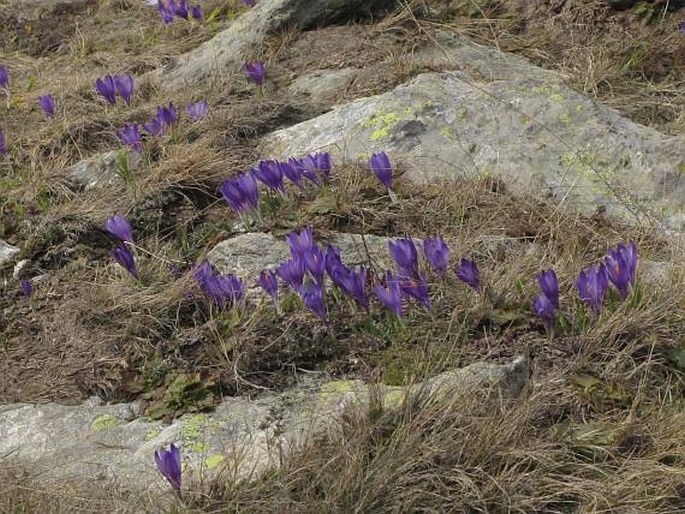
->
[1,0,685,511]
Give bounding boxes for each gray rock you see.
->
[64,150,140,191]
[288,68,359,104]
[152,0,393,89]
[0,239,20,266]
[640,259,675,288]
[262,70,685,231]
[412,31,561,82]
[206,231,401,285]
[0,356,528,494]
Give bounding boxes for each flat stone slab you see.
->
[0,357,529,496]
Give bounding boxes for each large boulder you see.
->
[261,34,685,231]
[0,356,529,495]
[153,0,395,89]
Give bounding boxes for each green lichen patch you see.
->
[90,414,119,432]
[205,454,226,470]
[362,111,402,141]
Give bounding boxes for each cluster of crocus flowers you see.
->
[142,102,179,138]
[157,0,203,24]
[105,214,138,279]
[255,228,368,321]
[193,261,245,307]
[272,227,330,320]
[155,444,182,495]
[115,100,205,153]
[220,153,333,217]
[243,62,266,86]
[95,74,135,106]
[374,237,479,317]
[574,241,638,315]
[531,241,637,325]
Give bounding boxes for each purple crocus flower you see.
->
[373,271,403,317]
[537,269,559,309]
[191,4,203,20]
[301,283,327,321]
[105,214,134,243]
[216,274,246,305]
[258,269,279,299]
[324,245,343,277]
[113,244,138,279]
[303,246,326,286]
[313,152,332,179]
[193,261,245,307]
[185,100,208,121]
[398,273,431,309]
[193,261,221,302]
[219,173,260,214]
[369,151,393,190]
[38,95,55,118]
[143,115,166,137]
[173,0,189,19]
[243,62,266,86]
[455,257,481,292]
[21,279,32,298]
[534,292,556,326]
[116,123,142,153]
[422,237,450,274]
[335,265,368,308]
[0,129,6,155]
[279,160,304,188]
[0,65,8,90]
[680,21,685,33]
[276,258,305,291]
[251,160,285,192]
[243,0,256,6]
[157,103,179,127]
[154,444,182,494]
[295,156,321,186]
[388,238,419,277]
[575,263,609,315]
[158,0,175,24]
[114,74,134,106]
[95,75,117,105]
[605,242,638,298]
[287,227,315,259]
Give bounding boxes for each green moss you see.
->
[90,414,118,432]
